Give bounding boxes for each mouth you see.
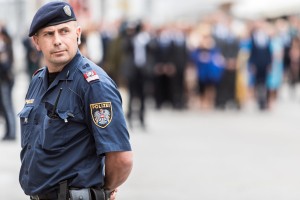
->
[52,50,66,54]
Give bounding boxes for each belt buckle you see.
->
[31,195,40,200]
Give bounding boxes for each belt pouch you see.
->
[69,188,91,200]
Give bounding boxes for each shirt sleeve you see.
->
[84,77,131,155]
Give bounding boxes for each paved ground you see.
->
[1,71,300,200]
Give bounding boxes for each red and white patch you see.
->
[83,70,99,82]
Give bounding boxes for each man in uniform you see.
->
[18,1,133,200]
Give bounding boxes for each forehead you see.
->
[39,21,76,32]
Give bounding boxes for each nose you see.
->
[53,32,62,46]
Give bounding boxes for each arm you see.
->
[103,151,133,191]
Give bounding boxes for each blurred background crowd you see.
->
[0,0,300,135]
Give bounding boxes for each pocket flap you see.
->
[18,106,33,118]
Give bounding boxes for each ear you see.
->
[32,36,41,51]
[76,26,82,45]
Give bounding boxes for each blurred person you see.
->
[98,22,113,69]
[248,21,272,110]
[23,36,42,77]
[18,2,132,200]
[170,23,189,109]
[213,19,240,109]
[287,35,300,98]
[152,25,177,109]
[121,20,151,128]
[190,30,225,110]
[78,30,88,57]
[277,18,294,78]
[287,15,299,38]
[0,26,16,140]
[85,22,104,66]
[266,22,284,108]
[105,20,127,86]
[235,25,251,107]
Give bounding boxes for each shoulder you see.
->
[77,58,113,85]
[30,67,46,84]
[32,67,46,78]
[78,64,100,83]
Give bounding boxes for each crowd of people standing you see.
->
[72,12,300,116]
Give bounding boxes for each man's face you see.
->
[32,21,81,72]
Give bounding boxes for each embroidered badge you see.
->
[84,70,99,82]
[90,102,112,128]
[25,99,34,104]
[63,5,72,16]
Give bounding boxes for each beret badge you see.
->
[63,5,72,16]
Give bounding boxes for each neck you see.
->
[46,63,66,73]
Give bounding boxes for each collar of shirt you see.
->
[38,50,84,90]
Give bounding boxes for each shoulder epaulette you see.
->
[32,67,44,77]
[79,63,100,83]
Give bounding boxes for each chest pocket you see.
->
[18,106,34,148]
[42,112,70,151]
[41,105,85,151]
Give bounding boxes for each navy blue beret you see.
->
[29,1,77,37]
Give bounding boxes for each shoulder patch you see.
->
[90,102,112,128]
[79,63,100,83]
[84,70,99,82]
[32,68,43,77]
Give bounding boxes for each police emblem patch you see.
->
[63,5,72,16]
[90,102,112,128]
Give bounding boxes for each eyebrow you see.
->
[41,26,70,33]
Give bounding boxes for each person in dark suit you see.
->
[171,27,189,109]
[214,28,240,109]
[153,27,177,109]
[122,21,151,128]
[249,23,272,110]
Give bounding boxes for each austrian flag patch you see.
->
[84,70,99,82]
[90,102,112,128]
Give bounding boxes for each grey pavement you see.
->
[1,71,300,200]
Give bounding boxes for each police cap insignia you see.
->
[63,5,72,16]
[29,1,77,37]
[90,102,112,128]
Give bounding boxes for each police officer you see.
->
[18,2,133,200]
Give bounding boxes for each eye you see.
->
[44,32,54,37]
[61,28,70,34]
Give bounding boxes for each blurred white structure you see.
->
[232,0,300,19]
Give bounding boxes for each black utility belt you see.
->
[30,188,109,200]
[30,180,111,200]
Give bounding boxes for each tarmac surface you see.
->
[1,71,300,200]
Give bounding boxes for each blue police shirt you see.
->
[18,51,131,195]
